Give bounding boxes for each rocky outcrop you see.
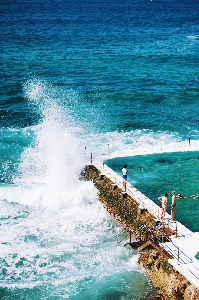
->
[80,164,199,300]
[138,249,199,300]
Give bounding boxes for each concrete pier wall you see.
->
[80,164,199,300]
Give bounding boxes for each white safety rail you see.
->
[158,240,199,288]
[169,249,199,288]
[92,162,199,288]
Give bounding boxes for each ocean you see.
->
[1,0,199,298]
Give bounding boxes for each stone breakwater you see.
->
[80,164,199,300]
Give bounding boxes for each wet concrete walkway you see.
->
[93,161,199,289]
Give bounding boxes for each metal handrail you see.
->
[125,222,194,267]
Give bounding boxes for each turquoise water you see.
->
[1,0,199,298]
[105,151,199,232]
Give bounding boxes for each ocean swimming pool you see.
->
[105,151,199,232]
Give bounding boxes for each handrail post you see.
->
[130,229,132,244]
[176,222,178,238]
[90,153,92,164]
[178,246,180,264]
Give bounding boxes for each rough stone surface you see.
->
[138,249,197,300]
[80,164,199,300]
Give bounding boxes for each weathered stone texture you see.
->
[138,249,195,300]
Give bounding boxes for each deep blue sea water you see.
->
[1,0,199,299]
